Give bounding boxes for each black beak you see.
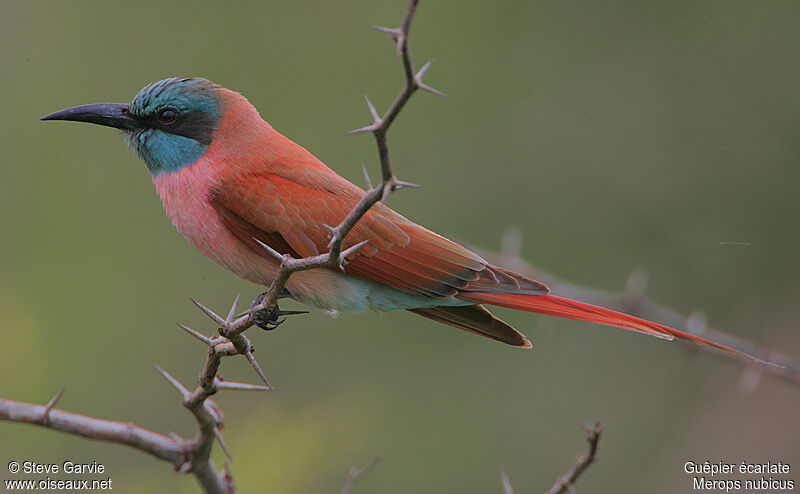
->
[41,103,140,131]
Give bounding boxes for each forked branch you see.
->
[243,0,440,325]
[0,2,431,493]
[501,423,603,494]
[544,423,603,494]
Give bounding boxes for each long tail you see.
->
[460,292,776,366]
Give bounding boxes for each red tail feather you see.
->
[460,292,775,366]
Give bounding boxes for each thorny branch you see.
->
[0,393,182,465]
[475,229,800,389]
[244,0,440,322]
[544,423,603,494]
[0,1,433,493]
[340,456,382,494]
[0,297,267,494]
[500,423,602,494]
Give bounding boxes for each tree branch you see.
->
[0,396,184,465]
[544,423,603,494]
[1,2,431,493]
[243,0,438,329]
[474,229,800,388]
[499,423,602,494]
[340,456,382,494]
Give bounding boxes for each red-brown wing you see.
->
[210,168,548,298]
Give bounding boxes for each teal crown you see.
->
[130,77,221,118]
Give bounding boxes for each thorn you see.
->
[177,461,193,475]
[417,81,447,98]
[153,364,190,398]
[323,224,340,247]
[226,293,240,324]
[500,469,514,494]
[243,350,271,388]
[278,309,310,317]
[379,177,419,202]
[371,23,405,54]
[556,476,577,494]
[371,25,402,39]
[190,298,226,326]
[327,235,342,252]
[204,399,225,426]
[42,388,64,423]
[361,163,373,189]
[214,427,233,463]
[342,455,382,493]
[413,60,446,96]
[45,388,64,411]
[583,421,603,437]
[364,95,381,123]
[252,237,285,261]
[340,240,370,265]
[381,183,393,202]
[390,178,421,190]
[389,28,408,56]
[215,377,273,392]
[347,123,378,135]
[416,59,433,78]
[177,323,212,345]
[236,307,259,319]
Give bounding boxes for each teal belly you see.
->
[290,274,472,313]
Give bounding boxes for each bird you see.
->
[41,77,768,364]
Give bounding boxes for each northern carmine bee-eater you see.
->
[42,77,765,363]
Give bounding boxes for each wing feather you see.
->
[210,167,548,299]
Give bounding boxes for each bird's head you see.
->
[42,77,223,175]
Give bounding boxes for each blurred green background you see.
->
[2,1,799,492]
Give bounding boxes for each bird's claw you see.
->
[254,313,285,331]
[249,293,309,331]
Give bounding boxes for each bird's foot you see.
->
[250,292,309,331]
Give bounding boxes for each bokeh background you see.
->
[2,1,799,492]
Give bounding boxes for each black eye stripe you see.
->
[145,109,216,146]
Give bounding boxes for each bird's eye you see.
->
[158,108,178,125]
